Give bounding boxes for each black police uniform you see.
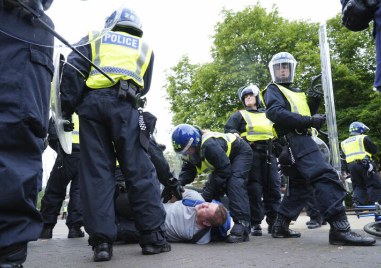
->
[179,135,252,240]
[0,3,54,265]
[39,118,83,236]
[60,34,167,251]
[263,83,348,224]
[225,108,281,233]
[343,136,381,204]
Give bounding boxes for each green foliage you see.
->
[37,188,45,210]
[165,3,381,161]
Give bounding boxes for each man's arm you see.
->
[224,111,243,135]
[60,37,91,116]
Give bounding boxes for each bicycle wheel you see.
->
[363,221,381,237]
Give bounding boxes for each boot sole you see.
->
[329,240,376,246]
[272,234,301,238]
[226,235,250,243]
[142,245,171,255]
[251,232,262,236]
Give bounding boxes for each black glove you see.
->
[161,178,184,202]
[310,114,326,130]
[201,182,215,202]
[62,112,74,132]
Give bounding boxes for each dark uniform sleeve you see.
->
[47,117,59,152]
[263,84,311,133]
[364,136,379,155]
[307,95,321,115]
[179,161,197,186]
[60,36,91,116]
[224,111,245,135]
[148,138,173,186]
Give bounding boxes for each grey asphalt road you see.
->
[24,214,381,268]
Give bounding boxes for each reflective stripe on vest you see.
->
[341,135,371,163]
[275,84,311,116]
[239,110,274,142]
[86,31,152,89]
[261,83,311,137]
[196,132,236,174]
[72,113,80,144]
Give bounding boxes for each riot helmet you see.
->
[171,124,202,155]
[349,121,369,135]
[105,8,143,37]
[268,52,297,84]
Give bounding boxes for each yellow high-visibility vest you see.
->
[196,132,236,174]
[239,110,274,142]
[260,83,311,136]
[86,31,152,89]
[341,135,371,163]
[72,113,79,145]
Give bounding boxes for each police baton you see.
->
[15,0,115,83]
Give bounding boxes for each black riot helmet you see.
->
[105,7,143,37]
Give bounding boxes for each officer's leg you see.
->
[364,167,381,203]
[225,145,252,243]
[0,123,43,265]
[305,191,323,229]
[272,173,307,238]
[348,163,367,205]
[112,102,169,254]
[247,152,264,236]
[66,153,84,238]
[78,114,117,253]
[294,137,375,246]
[39,156,68,239]
[263,156,282,233]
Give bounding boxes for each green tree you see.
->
[165,4,381,161]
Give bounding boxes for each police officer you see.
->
[0,1,54,267]
[341,121,381,205]
[172,124,252,243]
[261,52,375,246]
[340,0,381,92]
[225,84,281,236]
[60,7,170,262]
[39,114,84,239]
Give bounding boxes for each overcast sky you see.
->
[42,0,342,184]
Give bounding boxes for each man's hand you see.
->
[310,114,326,130]
[63,121,74,132]
[161,178,184,203]
[62,112,74,132]
[201,182,215,202]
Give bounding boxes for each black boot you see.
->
[226,221,250,243]
[68,226,85,238]
[93,243,113,262]
[0,243,27,268]
[307,217,322,229]
[39,226,53,239]
[251,224,262,236]
[272,214,301,238]
[329,219,376,246]
[266,215,276,234]
[140,230,171,255]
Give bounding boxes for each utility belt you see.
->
[115,80,146,109]
[285,128,312,140]
[249,141,270,151]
